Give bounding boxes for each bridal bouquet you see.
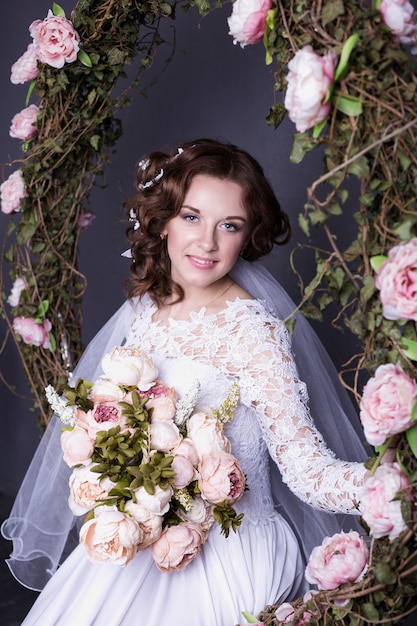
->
[45,346,245,572]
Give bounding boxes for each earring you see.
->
[160,233,166,240]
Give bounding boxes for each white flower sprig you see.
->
[45,384,75,426]
[214,382,240,424]
[174,380,201,426]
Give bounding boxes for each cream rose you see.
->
[171,454,197,490]
[284,45,336,132]
[68,465,112,516]
[61,427,94,467]
[80,505,142,566]
[149,522,206,572]
[123,501,163,548]
[187,409,230,459]
[359,362,417,446]
[198,451,246,504]
[101,346,158,390]
[133,484,173,515]
[227,0,272,47]
[149,419,182,452]
[375,238,417,321]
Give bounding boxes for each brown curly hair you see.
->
[124,138,291,305]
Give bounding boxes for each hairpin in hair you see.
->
[138,147,184,190]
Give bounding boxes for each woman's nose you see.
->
[198,227,218,251]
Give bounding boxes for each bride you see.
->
[2,138,368,625]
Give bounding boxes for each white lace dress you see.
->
[22,296,367,626]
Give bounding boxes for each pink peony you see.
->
[359,362,417,446]
[227,0,273,47]
[80,505,142,565]
[305,530,369,590]
[9,104,40,141]
[149,522,206,572]
[375,238,417,321]
[198,451,246,504]
[133,484,173,516]
[149,419,182,452]
[171,454,197,489]
[13,316,51,349]
[181,496,214,532]
[75,396,128,438]
[7,277,28,307]
[61,427,94,467]
[284,46,337,132]
[360,462,409,540]
[0,170,27,214]
[380,0,417,45]
[29,10,80,69]
[10,44,39,84]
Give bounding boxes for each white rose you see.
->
[187,409,230,459]
[150,419,182,452]
[101,346,158,390]
[133,484,173,515]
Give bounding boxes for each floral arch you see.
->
[1,0,417,623]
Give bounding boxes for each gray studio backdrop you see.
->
[0,0,362,494]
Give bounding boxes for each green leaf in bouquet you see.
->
[212,501,244,537]
[127,451,176,493]
[406,422,417,458]
[63,378,94,411]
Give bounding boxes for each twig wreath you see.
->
[1,0,417,624]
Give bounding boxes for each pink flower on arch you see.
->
[227,0,272,47]
[29,10,80,69]
[359,362,417,446]
[375,238,417,321]
[380,0,417,46]
[284,46,337,132]
[10,44,39,84]
[13,316,52,349]
[305,530,369,590]
[9,104,40,141]
[0,170,27,214]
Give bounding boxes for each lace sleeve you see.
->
[229,309,367,515]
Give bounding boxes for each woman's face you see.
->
[163,175,249,293]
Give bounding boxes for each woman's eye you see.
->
[183,214,198,222]
[222,222,239,231]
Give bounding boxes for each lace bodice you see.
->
[125,295,366,523]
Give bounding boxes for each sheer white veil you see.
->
[1,258,369,591]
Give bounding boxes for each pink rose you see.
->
[171,454,197,489]
[9,104,40,141]
[80,505,142,565]
[133,484,173,515]
[149,522,206,572]
[7,277,28,307]
[187,409,231,459]
[227,0,272,47]
[375,238,417,321]
[284,46,337,132]
[61,427,94,467]
[359,363,417,446]
[1,170,27,214]
[29,10,80,69]
[68,464,112,515]
[10,44,39,84]
[380,0,417,45]
[123,501,163,548]
[305,530,369,590]
[101,346,158,390]
[198,451,246,504]
[360,462,409,540]
[13,316,51,349]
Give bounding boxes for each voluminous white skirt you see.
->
[22,515,306,626]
